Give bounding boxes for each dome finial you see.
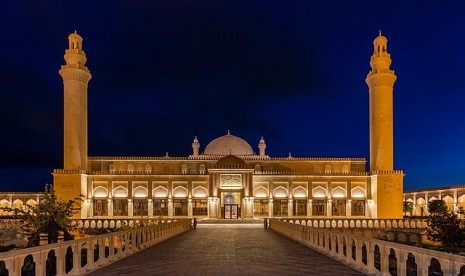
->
[227,129,231,135]
[379,29,382,36]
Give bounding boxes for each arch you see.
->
[324,165,331,173]
[46,249,57,276]
[442,195,454,211]
[253,186,269,198]
[192,186,208,198]
[80,243,88,267]
[293,186,307,198]
[331,186,346,198]
[0,199,9,208]
[254,164,261,172]
[181,164,188,174]
[224,194,235,204]
[22,254,35,275]
[26,199,37,206]
[373,245,381,271]
[133,186,148,198]
[109,164,116,172]
[388,248,397,275]
[416,197,426,216]
[428,196,438,202]
[459,265,465,276]
[342,165,349,173]
[312,186,327,198]
[12,199,23,209]
[273,186,288,198]
[173,186,188,198]
[93,186,109,198]
[406,253,417,276]
[458,194,465,203]
[199,164,206,174]
[428,258,443,276]
[0,199,9,215]
[351,186,366,198]
[153,186,168,198]
[113,186,128,198]
[351,240,356,261]
[361,243,367,265]
[127,164,134,173]
[145,164,152,173]
[0,260,8,275]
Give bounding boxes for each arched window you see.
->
[199,164,206,175]
[181,164,188,175]
[145,164,152,173]
[127,164,134,173]
[324,165,331,173]
[109,164,116,173]
[342,165,349,173]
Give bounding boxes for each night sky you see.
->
[1,1,465,192]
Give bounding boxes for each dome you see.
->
[204,132,254,156]
[216,155,246,167]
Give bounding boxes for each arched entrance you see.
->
[223,194,239,219]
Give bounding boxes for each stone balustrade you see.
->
[270,219,465,275]
[70,218,180,229]
[0,219,191,275]
[280,218,427,229]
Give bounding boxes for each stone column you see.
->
[347,199,352,217]
[108,199,113,217]
[128,199,133,217]
[425,193,429,215]
[365,200,369,217]
[168,198,173,217]
[269,197,274,218]
[327,199,332,217]
[307,199,312,217]
[148,199,153,217]
[188,199,193,217]
[87,199,93,218]
[288,199,293,217]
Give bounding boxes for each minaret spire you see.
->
[59,31,92,170]
[366,32,397,171]
[258,137,266,156]
[192,136,200,156]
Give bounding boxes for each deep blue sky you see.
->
[1,1,464,192]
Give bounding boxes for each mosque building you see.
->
[50,32,404,219]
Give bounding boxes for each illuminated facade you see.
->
[404,185,465,216]
[53,32,404,219]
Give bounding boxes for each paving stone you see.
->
[89,225,364,276]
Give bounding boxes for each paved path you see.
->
[89,225,364,275]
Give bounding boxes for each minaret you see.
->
[192,136,200,156]
[59,31,92,170]
[365,31,396,172]
[258,137,266,156]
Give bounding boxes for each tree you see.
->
[426,199,465,252]
[403,201,413,216]
[0,184,82,247]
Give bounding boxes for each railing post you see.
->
[99,237,107,265]
[86,239,95,269]
[56,247,64,276]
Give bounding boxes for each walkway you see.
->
[88,224,364,275]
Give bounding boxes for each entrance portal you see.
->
[224,204,239,219]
